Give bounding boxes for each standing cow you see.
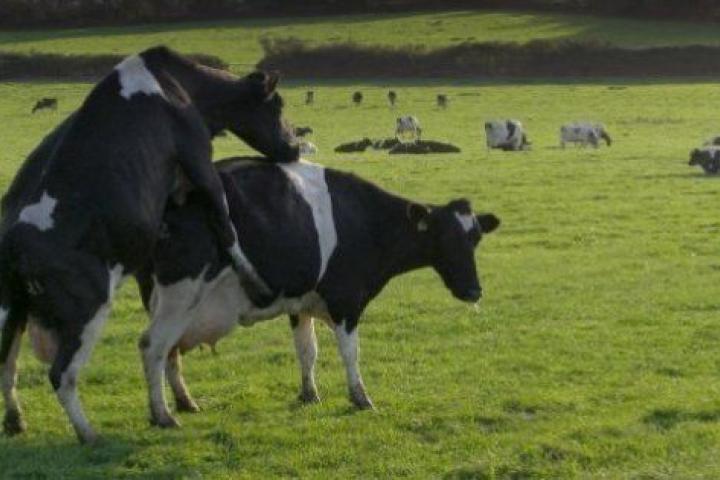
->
[388,90,397,107]
[0,46,298,443]
[135,158,500,427]
[485,120,530,151]
[560,122,612,148]
[437,94,448,109]
[32,98,58,114]
[352,91,363,105]
[396,115,422,143]
[689,146,720,174]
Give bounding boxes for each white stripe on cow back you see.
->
[279,161,337,283]
[454,212,476,233]
[19,191,57,231]
[114,55,165,100]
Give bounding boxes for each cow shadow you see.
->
[642,408,720,431]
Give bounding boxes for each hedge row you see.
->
[0,52,227,81]
[257,38,720,78]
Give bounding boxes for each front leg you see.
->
[333,319,373,410]
[290,315,320,404]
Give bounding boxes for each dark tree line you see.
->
[1,0,719,28]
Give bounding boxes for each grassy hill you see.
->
[1,10,720,70]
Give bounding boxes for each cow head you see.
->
[407,199,500,303]
[208,71,299,163]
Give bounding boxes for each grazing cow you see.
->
[352,91,363,105]
[136,157,500,427]
[388,90,397,107]
[396,116,422,143]
[31,98,58,113]
[299,141,318,155]
[560,122,612,148]
[305,90,315,105]
[689,147,720,174]
[484,120,530,151]
[437,94,448,109]
[293,126,313,137]
[0,46,298,443]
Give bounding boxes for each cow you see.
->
[388,90,397,107]
[560,122,612,148]
[135,157,500,428]
[293,126,313,137]
[689,146,720,174]
[396,116,422,143]
[305,91,314,105]
[0,46,299,444]
[32,98,58,113]
[703,136,720,146]
[484,120,530,151]
[437,94,448,109]
[335,138,373,153]
[299,141,318,155]
[352,91,363,105]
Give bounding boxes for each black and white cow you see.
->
[136,157,500,428]
[485,120,530,151]
[689,146,720,174]
[0,46,298,443]
[560,122,612,148]
[396,115,422,143]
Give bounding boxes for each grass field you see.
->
[3,9,720,480]
[2,9,720,69]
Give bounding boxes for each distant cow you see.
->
[689,147,720,174]
[560,122,612,148]
[437,94,448,109]
[305,91,314,105]
[299,141,318,155]
[293,126,314,137]
[703,136,720,146]
[352,91,363,105]
[396,116,422,143]
[0,47,298,444]
[388,90,397,107]
[485,120,530,151]
[335,138,373,153]
[136,158,500,427]
[31,98,57,113]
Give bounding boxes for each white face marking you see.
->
[19,191,57,231]
[454,212,476,233]
[0,307,7,331]
[279,161,338,283]
[114,55,165,100]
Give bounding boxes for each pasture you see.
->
[3,9,720,480]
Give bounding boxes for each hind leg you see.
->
[2,327,26,435]
[166,347,199,413]
[290,315,320,404]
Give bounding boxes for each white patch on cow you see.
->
[299,141,318,156]
[334,324,360,387]
[0,307,7,331]
[19,191,57,231]
[229,241,272,296]
[279,161,337,283]
[485,120,527,151]
[115,55,165,100]
[396,115,421,143]
[56,264,124,443]
[454,212,476,233]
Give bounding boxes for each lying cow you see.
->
[0,46,298,443]
[560,122,612,148]
[485,120,530,151]
[689,146,720,174]
[31,98,58,114]
[396,116,422,143]
[136,157,500,428]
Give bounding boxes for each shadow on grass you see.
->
[0,434,193,479]
[635,172,719,180]
[642,408,720,431]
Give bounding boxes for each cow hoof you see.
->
[150,415,181,429]
[298,390,321,404]
[350,395,375,410]
[76,430,101,446]
[175,398,201,413]
[3,410,27,436]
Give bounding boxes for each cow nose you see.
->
[463,288,482,302]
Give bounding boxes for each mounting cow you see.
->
[0,46,298,443]
[135,157,500,428]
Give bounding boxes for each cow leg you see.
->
[290,315,320,404]
[166,347,200,413]
[2,327,26,436]
[333,320,373,410]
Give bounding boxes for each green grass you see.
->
[2,10,720,69]
[3,77,720,478]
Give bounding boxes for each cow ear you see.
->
[407,203,430,231]
[476,214,500,234]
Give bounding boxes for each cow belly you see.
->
[170,267,327,353]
